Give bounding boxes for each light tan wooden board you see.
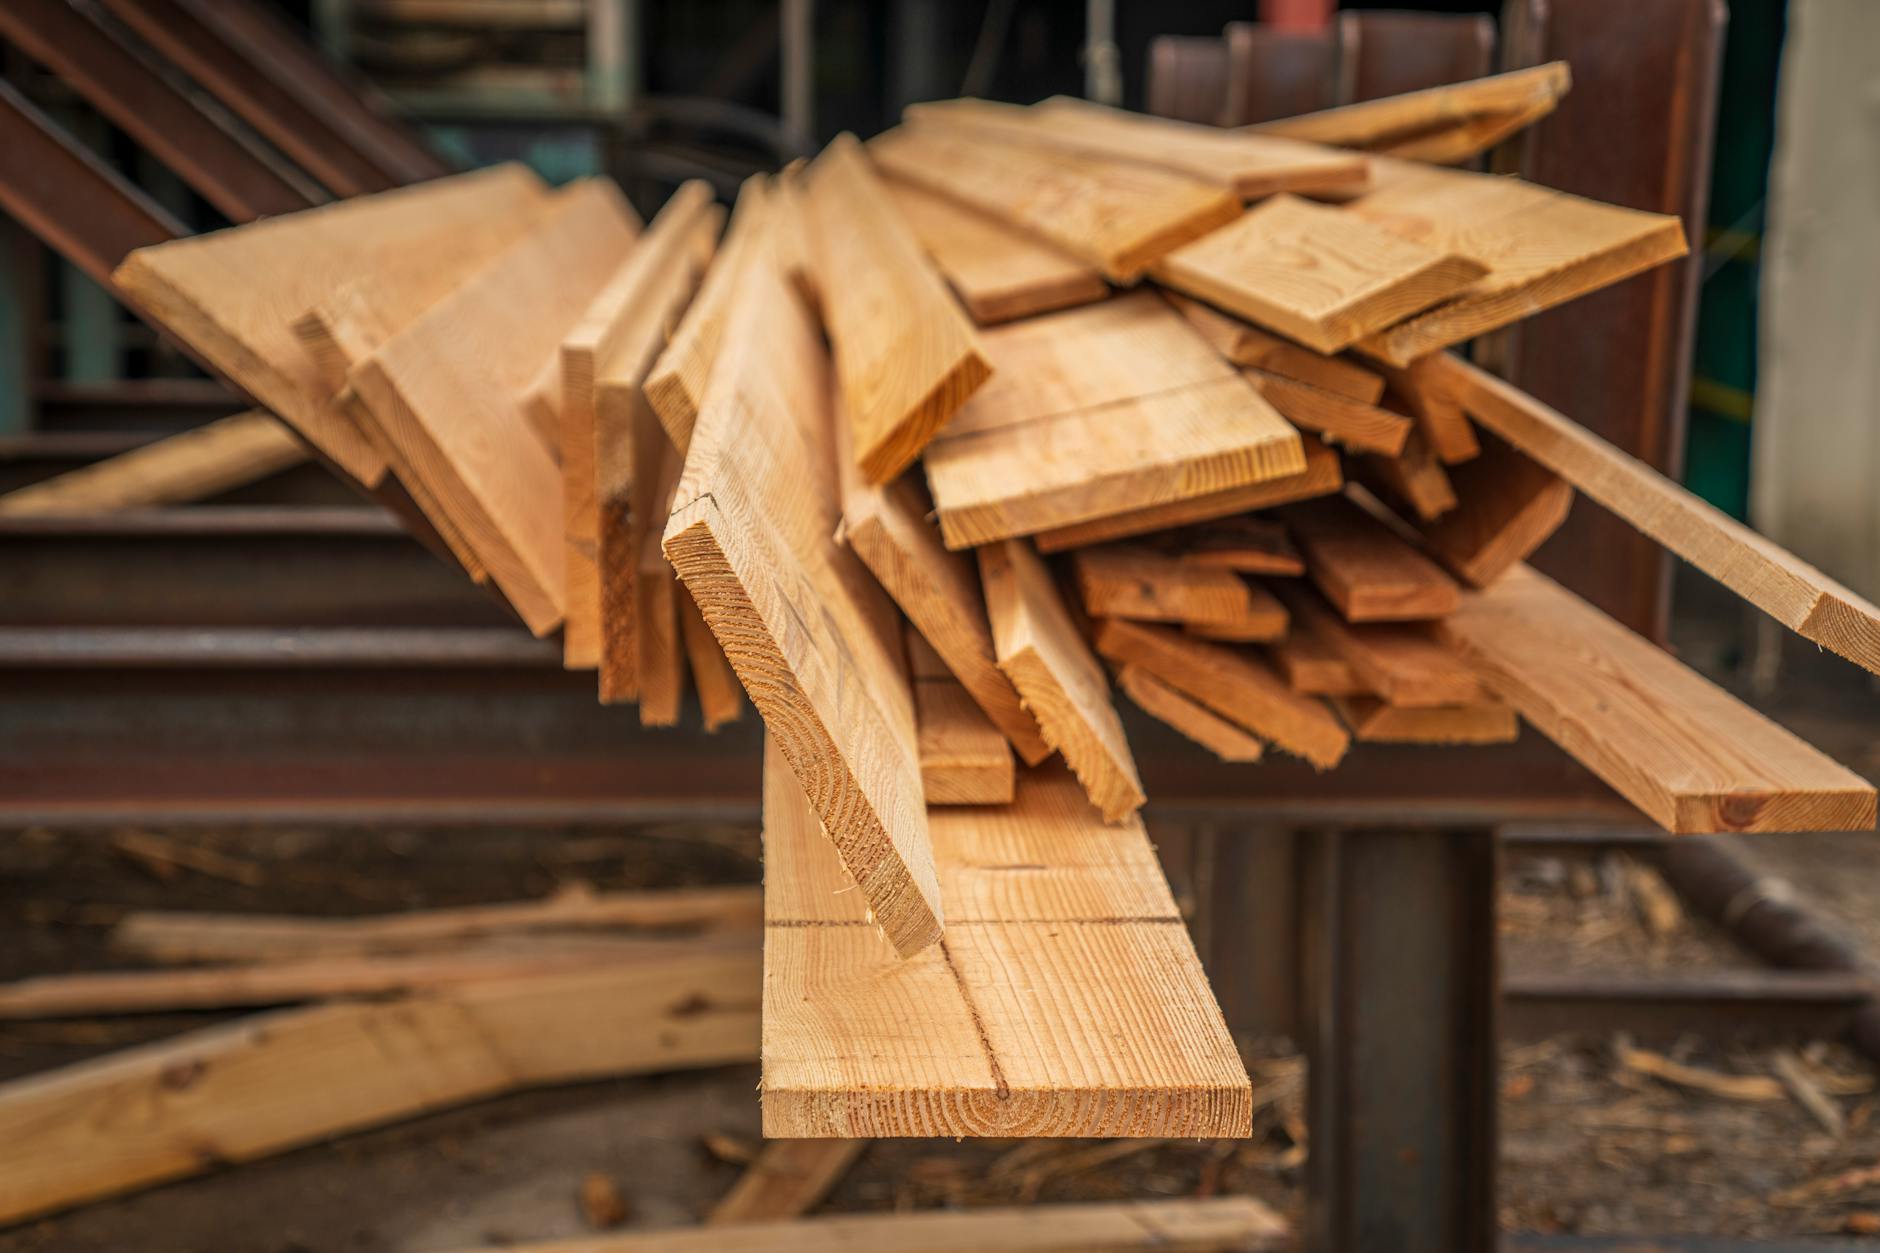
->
[1355,430,1457,522]
[1437,354,1880,673]
[1334,694,1518,744]
[1267,621,1364,696]
[1153,194,1486,354]
[1374,353,1479,463]
[114,164,553,486]
[769,158,820,315]
[1170,515,1304,575]
[982,540,1145,822]
[1281,493,1459,621]
[1032,433,1342,553]
[1273,581,1479,707]
[1093,618,1348,768]
[1255,62,1572,153]
[1416,429,1572,587]
[804,134,990,483]
[680,586,746,731]
[1438,565,1876,833]
[761,741,1250,1138]
[870,122,1241,283]
[1117,665,1265,762]
[664,257,941,957]
[885,177,1110,325]
[915,95,1368,201]
[706,1138,867,1226]
[1073,544,1261,628]
[0,411,306,516]
[1164,291,1385,403]
[916,671,1017,806]
[1247,368,1412,456]
[638,434,688,726]
[923,294,1305,548]
[0,944,757,1225]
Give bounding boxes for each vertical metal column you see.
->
[1300,827,1499,1253]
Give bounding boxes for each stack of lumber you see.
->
[111,77,1879,1142]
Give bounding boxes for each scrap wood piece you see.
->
[1415,431,1573,587]
[1268,620,1364,696]
[761,741,1250,1138]
[769,158,820,315]
[1617,1043,1785,1102]
[1354,430,1458,522]
[1164,291,1385,403]
[870,122,1240,283]
[1333,694,1517,744]
[0,941,758,1226]
[1117,665,1264,763]
[0,411,306,516]
[1032,434,1342,553]
[1438,355,1880,674]
[664,256,942,957]
[1254,61,1572,160]
[885,177,1110,325]
[916,95,1367,201]
[1182,580,1288,643]
[115,163,553,485]
[1072,543,1263,628]
[981,540,1145,822]
[1438,565,1877,834]
[680,588,745,732]
[707,1138,867,1226]
[1170,515,1304,576]
[1093,618,1348,768]
[445,1198,1288,1252]
[1374,354,1479,463]
[1153,194,1487,354]
[1281,493,1460,621]
[803,133,991,483]
[915,652,1017,806]
[637,436,689,726]
[1247,368,1412,456]
[1273,581,1480,707]
[561,180,718,670]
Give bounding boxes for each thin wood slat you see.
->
[1375,354,1480,463]
[885,177,1110,325]
[760,741,1250,1138]
[1274,582,1481,708]
[915,667,1017,806]
[1153,194,1486,354]
[637,437,688,726]
[869,123,1241,283]
[664,256,942,957]
[1164,291,1386,403]
[981,540,1145,822]
[1118,665,1265,763]
[803,133,991,483]
[1183,581,1289,643]
[1438,565,1877,833]
[680,588,746,732]
[1416,431,1574,587]
[1355,431,1458,522]
[1246,369,1412,455]
[0,411,305,516]
[1281,493,1460,621]
[1333,695,1519,744]
[706,1139,867,1226]
[1438,355,1880,674]
[1073,544,1262,628]
[1268,620,1365,696]
[1255,61,1573,158]
[1171,516,1304,576]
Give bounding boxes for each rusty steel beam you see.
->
[0,0,320,222]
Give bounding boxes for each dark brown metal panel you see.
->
[0,81,185,288]
[1498,0,1727,639]
[1333,10,1495,105]
[0,0,320,222]
[1221,23,1335,125]
[1144,35,1232,125]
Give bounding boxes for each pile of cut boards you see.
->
[111,72,1879,1141]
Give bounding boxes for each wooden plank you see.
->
[1246,369,1411,455]
[707,1139,866,1226]
[637,438,688,726]
[1255,62,1572,154]
[869,123,1241,283]
[1437,354,1880,674]
[1092,619,1349,768]
[115,164,552,485]
[1170,516,1304,576]
[1273,582,1481,707]
[645,175,768,456]
[1281,494,1460,621]
[803,134,991,483]
[1183,581,1289,644]
[1268,620,1364,696]
[981,540,1145,822]
[680,587,746,732]
[1416,430,1573,587]
[560,181,718,669]
[347,180,642,634]
[1163,291,1386,403]
[1438,565,1877,833]
[769,158,820,316]
[446,1198,1288,1253]
[1032,434,1342,553]
[1153,194,1486,354]
[664,254,942,957]
[0,943,758,1225]
[915,95,1368,201]
[761,741,1250,1138]
[1373,354,1479,463]
[1117,665,1265,763]
[885,177,1110,325]
[1073,544,1262,628]
[0,411,305,515]
[916,667,1017,806]
[1354,430,1457,522]
[1333,695,1519,744]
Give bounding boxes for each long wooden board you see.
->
[706,1138,867,1226]
[1416,431,1573,586]
[1247,368,1413,455]
[1281,494,1460,621]
[804,133,991,483]
[1438,565,1876,833]
[761,741,1249,1138]
[1333,695,1519,745]
[664,255,943,956]
[915,667,1017,806]
[1164,291,1387,403]
[1118,665,1266,763]
[680,588,746,732]
[0,411,305,516]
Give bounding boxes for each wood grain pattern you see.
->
[1355,430,1457,522]
[0,411,305,515]
[981,540,1145,822]
[1255,61,1572,155]
[1439,565,1876,833]
[1246,369,1412,455]
[1093,618,1348,769]
[1073,544,1261,628]
[761,741,1250,1138]
[915,667,1017,806]
[1371,353,1479,463]
[869,123,1241,283]
[706,1138,866,1226]
[1117,665,1265,763]
[680,587,745,732]
[1281,493,1459,621]
[1171,516,1304,575]
[115,164,554,486]
[803,134,991,483]
[1273,582,1480,707]
[1438,354,1880,673]
[1268,620,1364,696]
[664,256,942,956]
[1154,194,1486,354]
[637,436,688,727]
[1163,291,1386,403]
[885,177,1110,325]
[1416,430,1573,587]
[1333,695,1519,744]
